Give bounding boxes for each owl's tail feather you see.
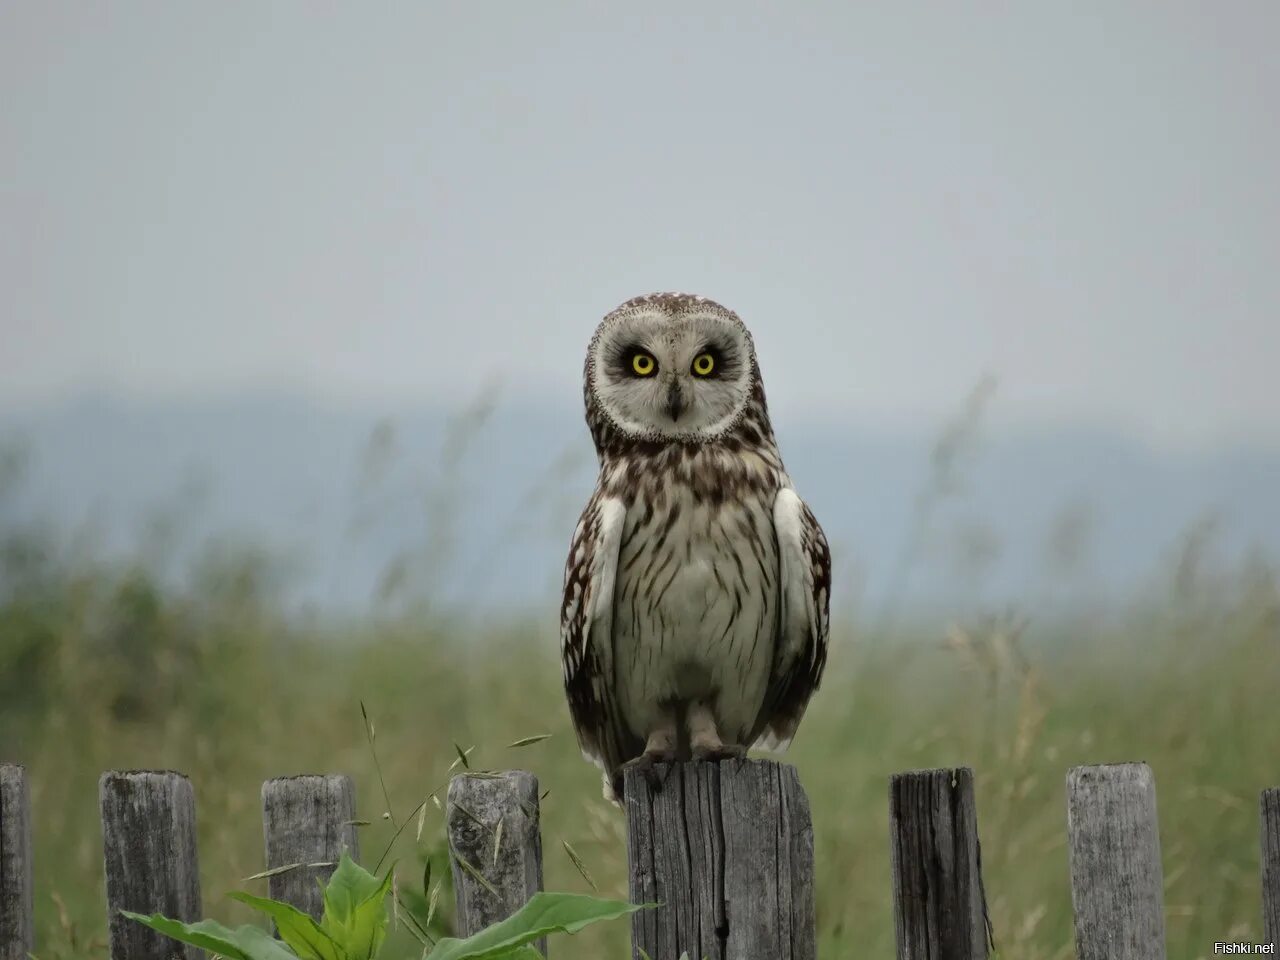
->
[752,728,796,753]
[604,770,622,805]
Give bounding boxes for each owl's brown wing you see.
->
[753,487,832,750]
[560,491,633,781]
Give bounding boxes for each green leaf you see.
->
[423,892,646,960]
[321,853,386,924]
[319,853,393,960]
[120,912,299,960]
[228,892,343,960]
[487,948,544,960]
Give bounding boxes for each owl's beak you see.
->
[665,382,685,422]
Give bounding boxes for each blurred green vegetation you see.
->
[1,428,1277,960]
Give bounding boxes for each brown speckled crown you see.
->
[610,291,739,315]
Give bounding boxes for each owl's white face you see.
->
[588,299,756,443]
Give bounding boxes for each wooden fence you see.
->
[2,759,1278,959]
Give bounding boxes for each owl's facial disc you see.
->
[589,302,755,442]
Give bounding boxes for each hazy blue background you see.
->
[3,3,1277,616]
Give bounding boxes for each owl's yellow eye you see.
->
[692,353,715,376]
[631,352,656,376]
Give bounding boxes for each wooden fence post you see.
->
[888,767,991,960]
[0,764,34,960]
[447,771,545,951]
[625,759,815,960]
[1066,763,1166,960]
[1262,787,1280,945]
[261,775,359,922]
[100,770,203,960]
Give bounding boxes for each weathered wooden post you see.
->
[100,770,203,960]
[1066,763,1167,960]
[625,759,815,960]
[261,775,359,921]
[447,771,545,951]
[1262,787,1280,945]
[0,764,34,960]
[888,767,991,960]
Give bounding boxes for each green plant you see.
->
[124,852,643,960]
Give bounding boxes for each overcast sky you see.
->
[2,3,1277,451]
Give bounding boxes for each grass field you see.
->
[2,520,1277,960]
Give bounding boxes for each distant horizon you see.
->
[4,389,1277,620]
[5,380,1279,460]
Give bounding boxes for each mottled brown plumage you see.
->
[561,293,831,799]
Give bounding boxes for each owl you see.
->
[560,292,831,800]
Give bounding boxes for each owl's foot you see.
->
[619,748,678,793]
[692,742,747,762]
[687,701,745,762]
[618,719,680,794]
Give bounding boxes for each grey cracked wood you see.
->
[100,770,203,960]
[1263,787,1280,945]
[0,764,34,960]
[447,772,544,952]
[261,775,359,922]
[625,759,816,960]
[889,767,991,960]
[1066,763,1167,960]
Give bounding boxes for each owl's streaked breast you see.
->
[609,468,781,746]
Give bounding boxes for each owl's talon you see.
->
[620,750,677,793]
[688,702,745,763]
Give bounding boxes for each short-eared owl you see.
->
[560,292,831,799]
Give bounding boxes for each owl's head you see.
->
[584,292,763,445]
